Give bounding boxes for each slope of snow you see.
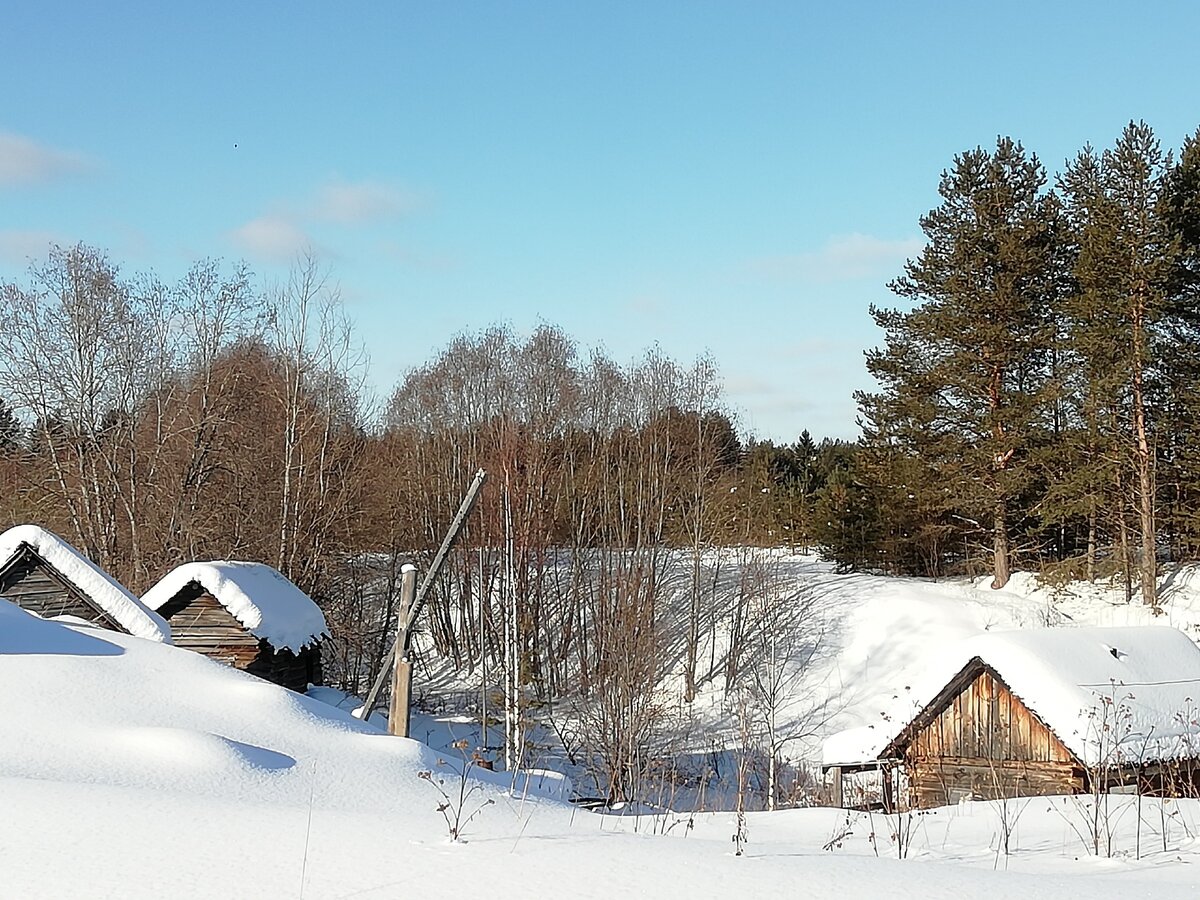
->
[0,524,170,642]
[404,551,1200,812]
[9,570,1200,896]
[141,560,328,651]
[806,566,1200,763]
[824,625,1200,767]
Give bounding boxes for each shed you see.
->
[141,561,327,692]
[0,524,170,643]
[823,626,1200,810]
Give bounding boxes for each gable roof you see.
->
[142,561,328,652]
[0,525,171,643]
[823,625,1200,769]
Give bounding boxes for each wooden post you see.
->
[830,766,844,809]
[388,565,417,737]
[359,469,487,721]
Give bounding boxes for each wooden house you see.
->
[823,626,1200,810]
[0,524,170,643]
[142,561,327,692]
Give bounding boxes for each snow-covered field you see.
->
[7,558,1200,896]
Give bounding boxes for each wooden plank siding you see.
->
[898,664,1084,808]
[910,758,1085,807]
[157,584,321,693]
[157,589,261,668]
[0,545,124,633]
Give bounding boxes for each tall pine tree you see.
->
[858,138,1061,589]
[1059,122,1178,608]
[1162,128,1200,558]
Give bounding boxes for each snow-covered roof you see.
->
[142,561,328,652]
[823,625,1200,769]
[0,525,171,643]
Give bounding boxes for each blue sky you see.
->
[2,2,1197,440]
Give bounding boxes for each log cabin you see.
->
[141,561,327,692]
[823,626,1200,810]
[0,524,170,643]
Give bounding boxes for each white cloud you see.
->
[228,215,314,263]
[749,233,923,283]
[229,178,422,263]
[312,180,416,225]
[0,133,89,187]
[0,230,62,265]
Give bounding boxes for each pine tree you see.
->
[1051,145,1127,583]
[1059,122,1178,609]
[788,429,820,548]
[1161,128,1200,558]
[812,458,879,572]
[855,412,959,576]
[0,397,22,452]
[858,138,1062,589]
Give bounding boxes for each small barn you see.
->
[141,561,327,692]
[823,626,1200,810]
[0,524,170,643]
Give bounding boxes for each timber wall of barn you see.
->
[0,546,123,632]
[158,586,321,692]
[903,667,1085,808]
[157,590,260,666]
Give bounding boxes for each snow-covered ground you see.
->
[651,554,1200,770]
[409,552,1200,806]
[7,558,1200,896]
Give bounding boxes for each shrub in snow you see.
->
[417,739,495,842]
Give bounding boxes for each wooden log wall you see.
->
[0,548,123,632]
[909,758,1084,807]
[904,667,1085,808]
[159,591,261,667]
[160,587,321,692]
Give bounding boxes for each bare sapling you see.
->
[1055,683,1137,857]
[823,809,856,851]
[889,805,920,859]
[740,557,831,812]
[986,755,1030,867]
[732,697,752,856]
[417,739,496,842]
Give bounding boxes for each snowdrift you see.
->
[9,559,1200,897]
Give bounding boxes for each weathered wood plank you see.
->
[0,547,124,633]
[158,588,321,692]
[899,666,1084,807]
[909,756,1084,807]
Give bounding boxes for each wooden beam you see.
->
[361,469,487,721]
[388,565,418,737]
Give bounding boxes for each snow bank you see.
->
[142,560,328,651]
[0,524,170,643]
[0,597,472,807]
[824,625,1200,768]
[9,565,1200,897]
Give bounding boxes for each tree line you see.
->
[838,121,1200,606]
[0,250,856,799]
[0,246,848,701]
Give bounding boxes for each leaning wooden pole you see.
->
[359,468,488,722]
[388,564,418,737]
